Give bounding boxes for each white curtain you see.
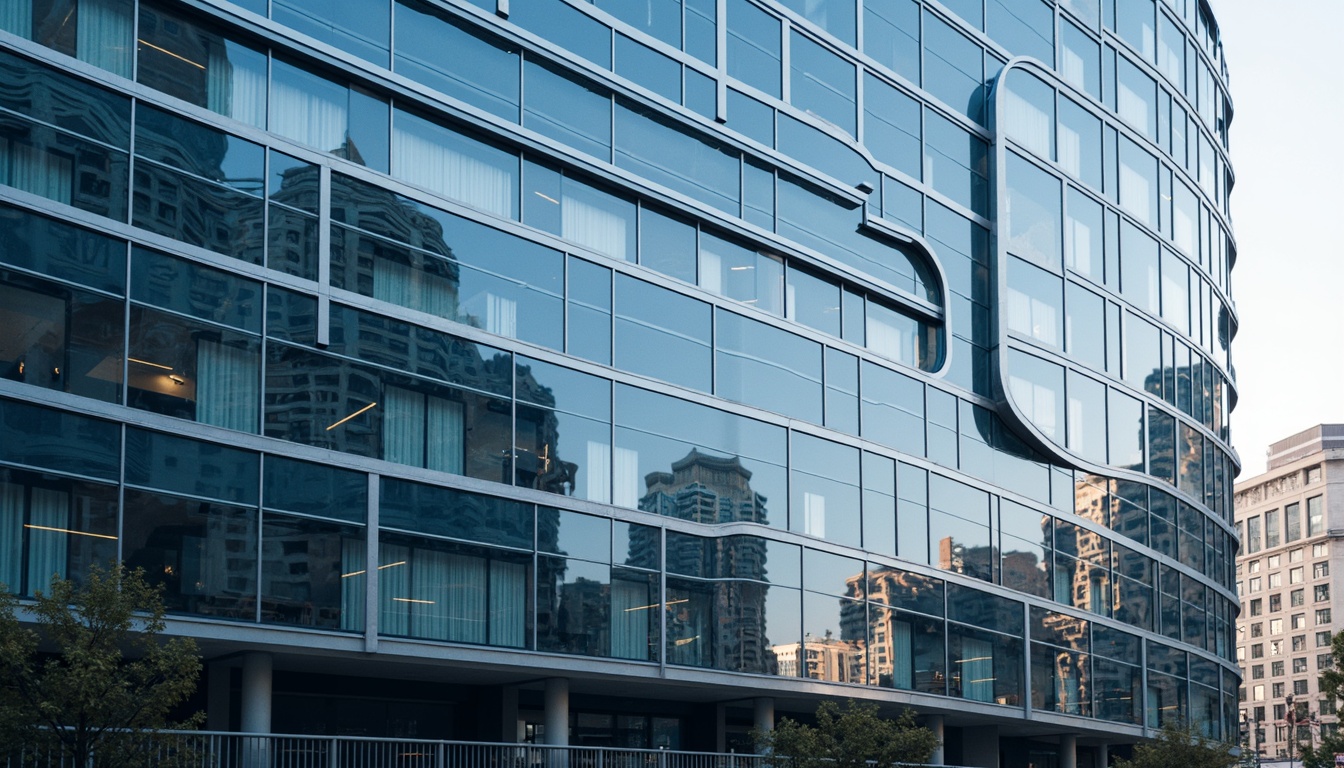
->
[26,488,69,593]
[378,543,411,637]
[1145,683,1162,727]
[803,491,826,538]
[485,293,517,338]
[489,560,526,647]
[393,120,512,218]
[1006,285,1058,347]
[411,548,451,641]
[207,44,267,128]
[1059,47,1085,93]
[1066,215,1094,274]
[373,255,458,319]
[1002,87,1051,159]
[1057,121,1082,181]
[4,141,73,205]
[383,386,426,468]
[866,314,905,364]
[77,0,133,78]
[1117,82,1150,137]
[445,552,487,643]
[562,193,629,260]
[890,619,913,690]
[1119,157,1152,225]
[427,397,465,475]
[610,578,648,659]
[270,72,347,154]
[698,247,722,295]
[197,339,259,433]
[340,538,366,632]
[0,482,22,591]
[0,2,31,37]
[961,636,994,702]
[1008,374,1058,439]
[613,446,640,509]
[585,440,611,504]
[373,258,415,308]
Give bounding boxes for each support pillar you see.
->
[961,725,999,768]
[1097,743,1109,768]
[544,678,570,746]
[926,715,945,765]
[240,653,273,768]
[754,698,775,735]
[240,653,273,733]
[1060,734,1078,768]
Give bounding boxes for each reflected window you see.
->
[122,489,258,621]
[1005,153,1061,270]
[261,514,365,631]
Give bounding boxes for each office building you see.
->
[0,0,1238,765]
[1236,426,1344,766]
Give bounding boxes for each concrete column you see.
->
[1097,743,1109,768]
[206,662,230,731]
[1060,734,1078,768]
[240,653,273,733]
[961,725,999,768]
[544,678,570,746]
[754,698,775,734]
[926,715,946,765]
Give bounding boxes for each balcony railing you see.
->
[2,732,784,768]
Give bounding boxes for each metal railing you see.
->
[3,732,779,768]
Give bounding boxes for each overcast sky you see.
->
[1208,0,1344,479]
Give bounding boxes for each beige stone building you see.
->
[1236,426,1344,765]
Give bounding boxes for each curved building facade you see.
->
[0,0,1238,763]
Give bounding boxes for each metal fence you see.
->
[2,732,779,768]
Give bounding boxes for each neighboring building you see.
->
[1236,427,1344,766]
[0,0,1238,766]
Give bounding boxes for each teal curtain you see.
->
[890,619,913,689]
[489,560,526,647]
[339,537,366,632]
[0,482,22,591]
[961,636,994,702]
[76,0,133,77]
[610,577,648,659]
[26,488,69,593]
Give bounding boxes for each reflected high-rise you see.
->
[0,0,1239,764]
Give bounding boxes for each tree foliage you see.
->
[0,564,203,767]
[755,700,939,768]
[1299,631,1344,768]
[1112,722,1237,768]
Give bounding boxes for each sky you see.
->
[1209,0,1344,479]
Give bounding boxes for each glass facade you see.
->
[0,0,1238,753]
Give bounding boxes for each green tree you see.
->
[1112,722,1237,768]
[755,699,939,768]
[0,564,203,767]
[1300,631,1344,768]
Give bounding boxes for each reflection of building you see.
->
[648,450,775,675]
[640,450,768,526]
[0,0,1241,764]
[1235,426,1344,762]
[774,630,863,683]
